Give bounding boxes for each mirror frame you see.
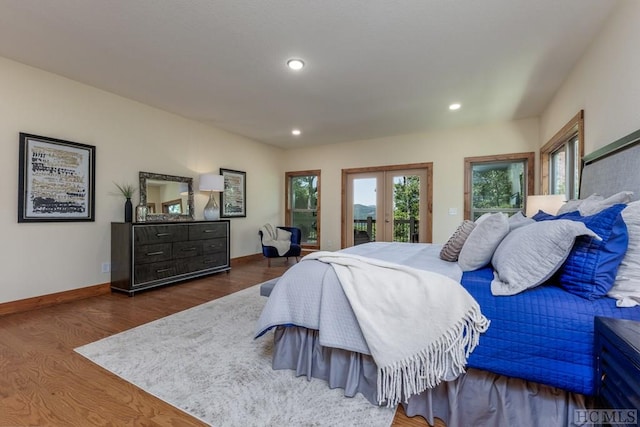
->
[139,171,194,221]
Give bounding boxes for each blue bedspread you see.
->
[463,267,640,395]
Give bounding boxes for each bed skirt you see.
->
[272,326,592,426]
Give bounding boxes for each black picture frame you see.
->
[220,168,246,218]
[18,133,96,222]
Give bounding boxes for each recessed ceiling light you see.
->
[449,103,461,110]
[291,129,302,136]
[287,59,305,71]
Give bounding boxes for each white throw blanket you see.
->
[260,224,291,256]
[303,251,490,407]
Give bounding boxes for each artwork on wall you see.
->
[18,133,96,222]
[220,168,246,218]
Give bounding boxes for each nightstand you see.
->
[594,317,640,422]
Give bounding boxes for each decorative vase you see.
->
[136,204,148,222]
[124,198,133,222]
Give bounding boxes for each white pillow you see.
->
[458,213,509,271]
[608,201,640,307]
[491,220,599,296]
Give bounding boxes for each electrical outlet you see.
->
[101,262,111,273]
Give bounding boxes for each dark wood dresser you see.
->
[111,221,230,295]
[594,316,640,425]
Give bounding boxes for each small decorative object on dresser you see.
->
[110,220,230,295]
[135,203,148,222]
[199,174,224,221]
[594,317,640,422]
[114,182,136,223]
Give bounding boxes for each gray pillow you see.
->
[578,191,633,216]
[609,201,640,306]
[508,211,534,231]
[491,220,599,296]
[440,220,476,262]
[557,193,602,215]
[458,213,509,271]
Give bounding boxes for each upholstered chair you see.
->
[258,226,302,267]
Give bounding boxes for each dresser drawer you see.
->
[134,260,177,285]
[189,223,227,240]
[135,225,188,244]
[595,317,640,416]
[600,342,640,409]
[134,243,172,264]
[202,237,227,254]
[180,253,227,273]
[173,240,203,259]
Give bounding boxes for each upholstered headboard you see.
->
[580,128,640,202]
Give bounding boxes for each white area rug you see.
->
[75,284,396,426]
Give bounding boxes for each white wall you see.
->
[541,0,640,153]
[0,56,284,304]
[282,118,539,247]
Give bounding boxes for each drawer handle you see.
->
[156,232,171,237]
[156,268,171,273]
[203,230,216,233]
[182,247,197,251]
[146,251,165,256]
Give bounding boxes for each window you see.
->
[541,110,584,200]
[285,170,320,249]
[464,153,535,220]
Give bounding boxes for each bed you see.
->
[255,129,640,426]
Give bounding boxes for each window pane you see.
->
[471,160,525,219]
[289,174,318,245]
[291,176,317,210]
[291,210,317,244]
[572,137,580,199]
[551,146,566,195]
[353,178,377,243]
[392,175,420,242]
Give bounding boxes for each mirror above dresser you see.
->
[139,171,194,221]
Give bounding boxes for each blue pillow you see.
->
[536,204,628,299]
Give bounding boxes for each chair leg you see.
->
[295,256,300,263]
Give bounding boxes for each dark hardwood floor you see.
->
[0,257,440,426]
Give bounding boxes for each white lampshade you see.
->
[199,174,224,192]
[525,195,566,217]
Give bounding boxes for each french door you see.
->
[343,163,432,247]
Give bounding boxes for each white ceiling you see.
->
[0,0,618,149]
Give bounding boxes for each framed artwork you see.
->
[220,168,246,218]
[18,133,96,222]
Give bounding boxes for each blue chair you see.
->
[258,226,302,267]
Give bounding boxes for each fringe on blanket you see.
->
[376,305,490,407]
